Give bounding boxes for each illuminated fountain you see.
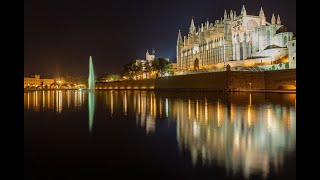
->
[88,56,95,90]
[88,56,95,134]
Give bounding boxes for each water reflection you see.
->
[133,91,156,135]
[88,91,95,134]
[174,93,296,179]
[24,90,87,112]
[24,90,296,179]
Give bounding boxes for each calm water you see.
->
[24,90,296,179]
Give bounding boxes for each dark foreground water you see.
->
[24,90,296,180]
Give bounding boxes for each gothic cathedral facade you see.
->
[176,5,295,70]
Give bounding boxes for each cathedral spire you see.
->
[241,5,247,16]
[224,9,228,19]
[277,14,281,25]
[206,18,209,30]
[230,10,233,21]
[259,7,266,25]
[234,11,237,20]
[177,29,183,44]
[259,7,265,17]
[271,13,276,24]
[189,17,196,34]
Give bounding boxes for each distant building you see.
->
[135,49,156,79]
[146,49,156,61]
[176,5,296,70]
[24,74,55,88]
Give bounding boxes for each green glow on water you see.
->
[88,91,95,134]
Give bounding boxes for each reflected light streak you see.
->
[193,121,200,138]
[153,94,156,118]
[48,91,50,109]
[230,104,233,123]
[67,90,70,108]
[55,91,58,113]
[196,99,199,120]
[49,91,55,111]
[267,108,272,132]
[75,91,78,108]
[217,100,221,127]
[27,92,30,110]
[111,91,113,116]
[188,98,191,120]
[150,93,153,115]
[138,91,141,114]
[146,115,155,134]
[42,91,45,110]
[124,91,127,115]
[248,106,252,127]
[205,98,208,124]
[35,91,38,111]
[58,90,62,113]
[166,98,168,117]
[79,90,83,106]
[159,97,162,118]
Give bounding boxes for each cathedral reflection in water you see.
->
[24,90,296,178]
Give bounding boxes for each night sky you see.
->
[24,0,296,77]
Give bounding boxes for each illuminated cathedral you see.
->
[176,5,296,70]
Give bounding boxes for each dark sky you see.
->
[24,0,296,77]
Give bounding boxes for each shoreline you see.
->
[24,88,296,93]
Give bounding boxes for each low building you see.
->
[24,74,55,88]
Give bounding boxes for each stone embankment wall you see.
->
[96,79,155,90]
[264,69,296,89]
[96,69,296,91]
[155,72,227,91]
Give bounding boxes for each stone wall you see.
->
[96,69,296,91]
[264,69,296,89]
[228,71,265,90]
[155,72,227,91]
[96,79,155,90]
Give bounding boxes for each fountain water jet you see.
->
[88,56,95,90]
[88,56,95,134]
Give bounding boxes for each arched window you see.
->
[247,43,250,58]
[284,36,287,47]
[240,43,243,60]
[266,30,270,46]
[244,33,247,42]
